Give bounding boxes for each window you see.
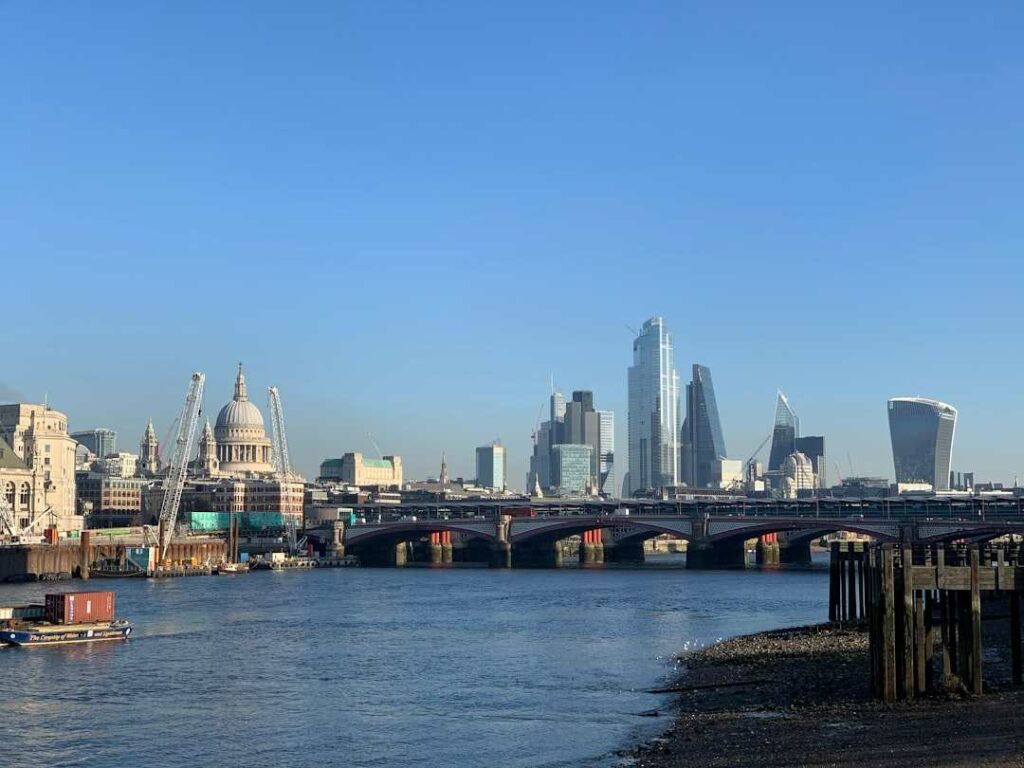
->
[19,483,30,510]
[4,482,13,508]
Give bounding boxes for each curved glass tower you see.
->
[887,397,957,492]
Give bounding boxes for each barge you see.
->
[1,591,133,648]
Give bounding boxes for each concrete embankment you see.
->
[620,624,1024,768]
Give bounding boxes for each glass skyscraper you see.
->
[71,428,117,459]
[887,397,957,492]
[626,317,679,495]
[767,391,800,473]
[680,364,727,488]
[552,444,593,495]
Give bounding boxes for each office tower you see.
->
[626,317,679,495]
[597,410,615,497]
[782,452,816,498]
[887,397,957,492]
[793,435,826,489]
[552,444,593,494]
[680,364,727,488]
[528,389,614,497]
[767,391,799,472]
[71,428,117,459]
[476,443,507,491]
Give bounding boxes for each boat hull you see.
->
[2,622,133,647]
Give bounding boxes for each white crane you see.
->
[267,386,292,478]
[0,493,17,540]
[157,372,206,560]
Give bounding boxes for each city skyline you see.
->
[3,3,1023,488]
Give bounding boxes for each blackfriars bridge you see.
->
[320,497,1024,568]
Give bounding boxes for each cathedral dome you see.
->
[215,365,265,429]
[216,399,264,429]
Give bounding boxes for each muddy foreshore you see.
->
[618,623,1024,768]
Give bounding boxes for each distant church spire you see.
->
[234,362,248,402]
[440,452,449,486]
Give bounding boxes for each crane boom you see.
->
[157,372,205,559]
[267,386,292,478]
[0,493,17,539]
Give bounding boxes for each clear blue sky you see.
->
[2,2,1022,488]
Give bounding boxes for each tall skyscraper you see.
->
[528,389,614,496]
[476,442,506,491]
[767,391,799,473]
[680,364,727,488]
[71,428,117,459]
[887,397,957,492]
[626,317,679,495]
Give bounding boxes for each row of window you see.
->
[3,481,31,510]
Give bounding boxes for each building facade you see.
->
[320,453,403,489]
[626,317,679,495]
[767,391,800,473]
[476,443,507,491]
[782,452,816,498]
[552,444,593,495]
[76,474,147,527]
[680,363,727,488]
[214,365,274,475]
[528,389,614,497]
[0,404,80,534]
[887,397,957,492]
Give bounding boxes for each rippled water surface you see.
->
[0,557,828,767]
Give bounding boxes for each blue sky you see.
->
[2,2,1022,488]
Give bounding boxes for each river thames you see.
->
[0,557,828,767]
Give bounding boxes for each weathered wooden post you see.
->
[881,545,897,703]
[829,541,840,622]
[847,542,858,622]
[1011,589,1022,686]
[968,547,983,695]
[900,545,915,699]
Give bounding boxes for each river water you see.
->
[0,556,828,767]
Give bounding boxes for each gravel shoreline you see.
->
[618,623,1024,768]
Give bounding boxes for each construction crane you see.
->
[157,372,206,561]
[530,402,545,445]
[744,431,773,475]
[367,432,384,460]
[267,386,292,478]
[0,493,17,541]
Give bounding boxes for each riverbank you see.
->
[622,624,1024,767]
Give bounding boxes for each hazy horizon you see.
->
[4,3,1022,488]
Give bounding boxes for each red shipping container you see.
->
[44,591,116,625]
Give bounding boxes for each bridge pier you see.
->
[513,541,562,568]
[603,540,645,565]
[756,534,780,566]
[779,539,813,566]
[579,530,604,566]
[489,541,511,568]
[687,539,747,569]
[358,541,409,567]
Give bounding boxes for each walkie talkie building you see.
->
[887,397,957,492]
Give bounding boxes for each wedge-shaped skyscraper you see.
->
[681,364,727,488]
[887,397,957,492]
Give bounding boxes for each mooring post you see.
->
[924,589,936,692]
[1011,590,1022,686]
[914,589,926,695]
[847,542,858,622]
[881,545,897,703]
[829,541,840,622]
[901,545,915,700]
[969,547,983,695]
[857,545,866,621]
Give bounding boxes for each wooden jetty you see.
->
[860,542,1023,702]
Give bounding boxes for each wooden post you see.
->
[924,590,936,692]
[881,545,897,703]
[901,545,915,699]
[969,547,983,694]
[867,545,878,697]
[847,542,858,623]
[1011,590,1022,686]
[829,541,840,622]
[914,590,926,694]
[857,547,866,621]
[839,544,848,623]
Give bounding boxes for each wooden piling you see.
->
[881,545,897,703]
[969,548,983,694]
[829,542,840,622]
[1011,590,1022,686]
[847,542,858,622]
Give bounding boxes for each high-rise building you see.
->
[597,410,615,497]
[782,452,816,498]
[552,444,593,495]
[70,428,117,460]
[680,364,727,488]
[793,435,826,489]
[887,397,957,492]
[528,389,614,497]
[626,317,679,495]
[767,391,800,473]
[476,443,506,491]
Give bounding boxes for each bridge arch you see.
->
[508,516,694,546]
[705,518,900,545]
